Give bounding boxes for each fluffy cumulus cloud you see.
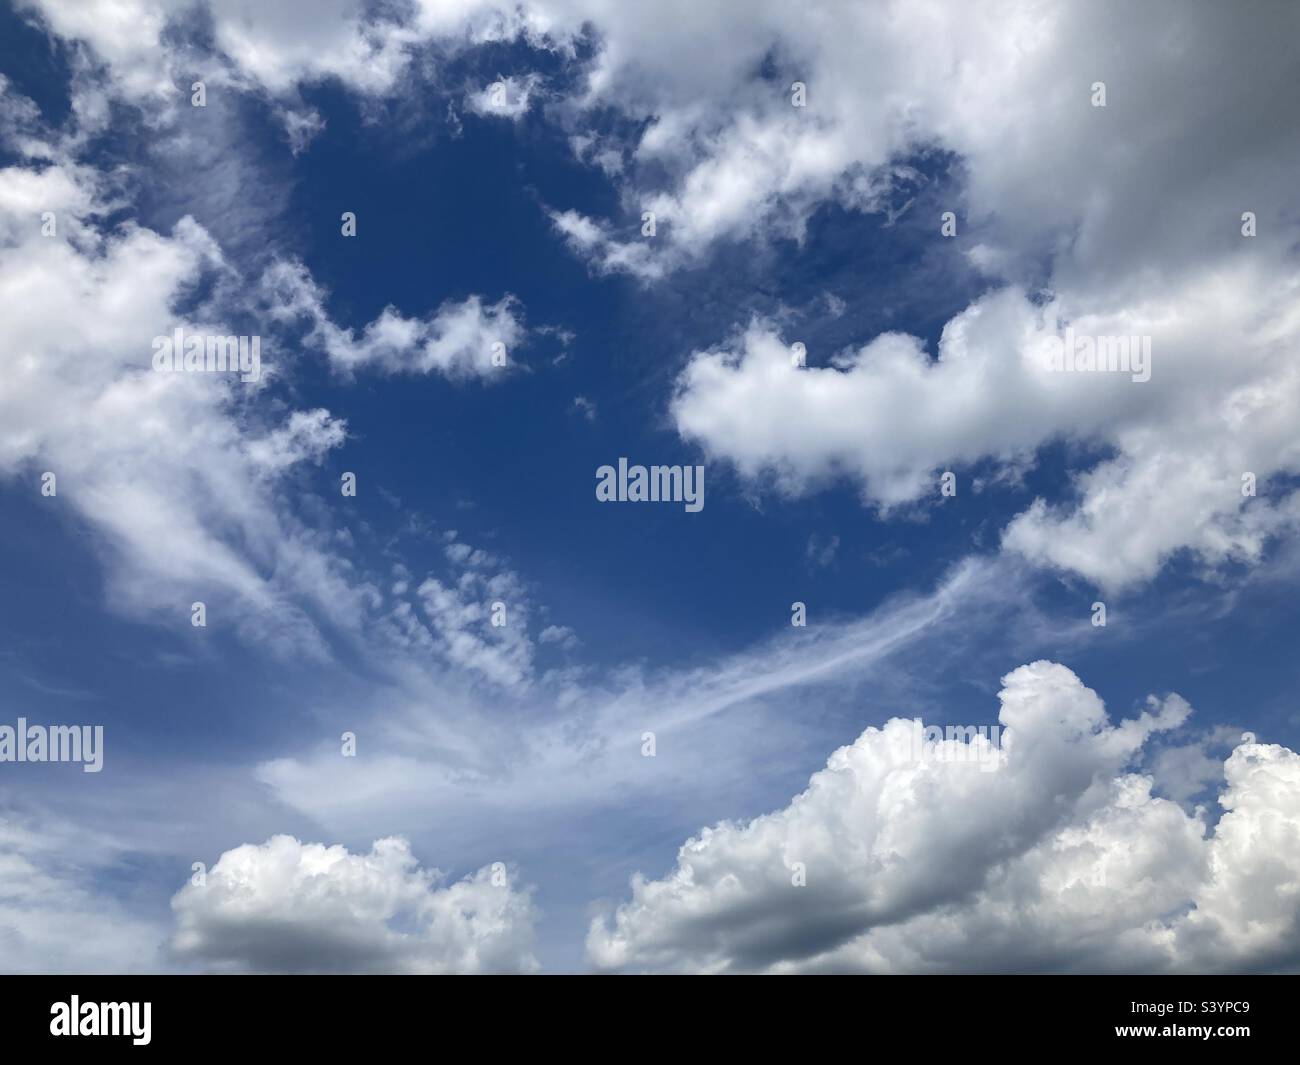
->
[18,0,519,100]
[18,1,1300,269]
[170,835,538,973]
[14,0,555,157]
[504,1,1294,276]
[466,73,542,121]
[588,661,1300,974]
[673,263,1300,591]
[260,260,526,380]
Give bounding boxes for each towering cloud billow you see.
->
[588,662,1300,974]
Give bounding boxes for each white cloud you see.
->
[0,158,381,655]
[170,835,538,973]
[254,555,1059,845]
[19,0,571,116]
[414,568,535,689]
[672,262,1300,591]
[10,0,1300,976]
[21,1,1300,283]
[466,74,541,120]
[261,259,526,380]
[548,206,665,281]
[588,661,1300,973]
[0,809,166,973]
[245,408,348,473]
[525,0,1300,590]
[17,0,177,99]
[539,624,579,650]
[364,530,549,691]
[15,0,555,155]
[805,533,838,568]
[1149,727,1244,805]
[525,1,1300,285]
[19,0,462,100]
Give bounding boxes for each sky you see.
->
[1,0,1299,975]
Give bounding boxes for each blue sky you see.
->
[2,0,1300,975]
